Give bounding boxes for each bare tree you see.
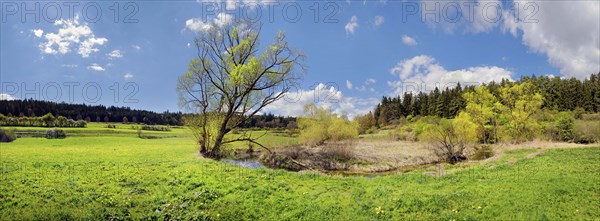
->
[177,20,305,158]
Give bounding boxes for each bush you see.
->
[46,128,66,139]
[0,128,17,142]
[298,118,328,146]
[106,124,117,129]
[140,125,171,131]
[573,120,600,144]
[420,114,477,163]
[327,118,359,142]
[542,122,560,141]
[298,104,358,146]
[554,112,575,142]
[389,126,416,141]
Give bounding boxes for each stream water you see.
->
[220,152,264,169]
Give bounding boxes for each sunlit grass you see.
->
[0,126,598,220]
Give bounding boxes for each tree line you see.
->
[0,99,184,125]
[366,74,600,127]
[0,113,87,127]
[0,99,296,128]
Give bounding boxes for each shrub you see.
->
[0,128,17,142]
[298,118,328,146]
[554,112,575,142]
[542,122,560,141]
[419,114,477,163]
[140,125,171,131]
[298,104,358,146]
[327,118,359,142]
[572,107,585,119]
[573,120,600,144]
[46,128,66,139]
[365,128,375,134]
[106,124,117,129]
[390,126,416,141]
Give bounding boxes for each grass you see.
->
[0,124,599,220]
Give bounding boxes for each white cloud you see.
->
[32,29,43,37]
[346,80,353,89]
[107,50,123,59]
[374,16,385,27]
[419,0,599,79]
[185,13,233,33]
[345,16,359,35]
[36,15,107,58]
[401,35,417,46]
[262,83,378,119]
[0,93,16,101]
[132,45,141,50]
[365,78,376,84]
[87,63,105,71]
[502,1,600,79]
[78,37,108,58]
[388,55,513,95]
[124,73,134,80]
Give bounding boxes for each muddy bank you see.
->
[222,142,441,176]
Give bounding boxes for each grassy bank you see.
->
[0,125,598,220]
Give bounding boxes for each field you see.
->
[1,123,599,220]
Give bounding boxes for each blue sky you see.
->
[1,0,598,117]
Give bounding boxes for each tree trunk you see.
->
[208,129,227,159]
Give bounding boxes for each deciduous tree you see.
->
[177,20,304,158]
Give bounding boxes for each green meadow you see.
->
[1,123,598,220]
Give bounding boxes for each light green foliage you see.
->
[41,113,56,127]
[298,103,358,146]
[499,82,544,142]
[327,117,359,142]
[463,85,501,143]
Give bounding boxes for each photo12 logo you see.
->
[1,82,139,104]
[198,1,341,24]
[399,1,539,24]
[1,1,139,23]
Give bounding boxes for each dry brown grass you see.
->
[350,140,436,163]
